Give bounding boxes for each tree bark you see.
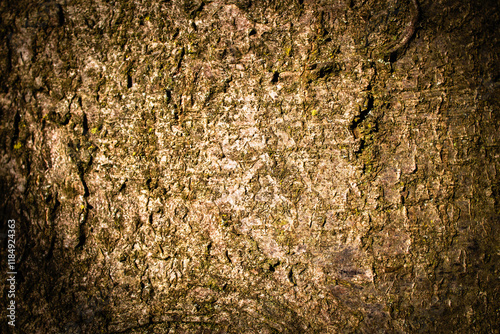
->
[1,0,499,332]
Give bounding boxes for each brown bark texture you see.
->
[0,0,499,333]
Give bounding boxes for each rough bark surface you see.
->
[1,0,499,333]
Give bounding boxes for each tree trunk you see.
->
[1,0,499,332]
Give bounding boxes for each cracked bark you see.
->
[0,0,499,333]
